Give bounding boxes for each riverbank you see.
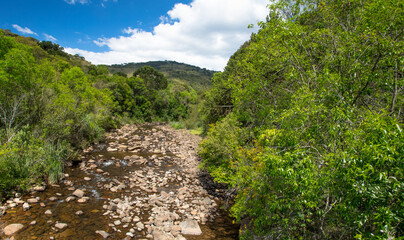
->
[0,124,238,239]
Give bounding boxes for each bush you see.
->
[0,127,71,200]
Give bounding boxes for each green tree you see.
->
[133,65,168,91]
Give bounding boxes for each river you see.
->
[0,124,238,239]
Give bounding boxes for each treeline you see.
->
[0,30,198,199]
[108,60,216,91]
[199,0,403,239]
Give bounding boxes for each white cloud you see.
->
[43,34,57,42]
[65,0,269,70]
[64,0,89,5]
[12,24,38,36]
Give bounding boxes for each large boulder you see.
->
[179,220,202,235]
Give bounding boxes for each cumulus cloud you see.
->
[43,34,57,42]
[64,0,90,5]
[65,0,268,70]
[12,24,38,35]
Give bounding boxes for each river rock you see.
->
[75,210,84,216]
[179,220,202,235]
[96,230,110,238]
[153,230,175,240]
[27,198,38,203]
[84,177,91,181]
[55,222,68,229]
[4,224,24,236]
[77,197,89,203]
[66,196,76,202]
[72,189,85,198]
[22,202,30,211]
[49,197,58,201]
[45,210,52,215]
[33,186,45,192]
[136,222,145,230]
[0,206,6,216]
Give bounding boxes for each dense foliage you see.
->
[199,0,403,239]
[0,30,199,199]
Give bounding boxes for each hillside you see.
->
[107,61,216,91]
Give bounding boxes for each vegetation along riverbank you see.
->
[1,0,403,239]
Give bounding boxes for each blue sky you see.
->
[1,0,269,70]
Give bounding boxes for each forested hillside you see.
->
[107,61,215,91]
[0,30,200,199]
[199,0,403,239]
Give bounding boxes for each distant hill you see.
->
[107,61,216,91]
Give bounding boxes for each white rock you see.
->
[136,222,145,230]
[72,189,85,198]
[96,230,110,238]
[179,220,202,235]
[4,223,24,236]
[55,222,68,229]
[27,198,38,203]
[75,210,84,215]
[22,202,30,211]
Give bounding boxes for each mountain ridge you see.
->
[107,60,216,91]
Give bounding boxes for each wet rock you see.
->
[179,220,202,235]
[96,230,110,238]
[49,197,58,201]
[75,210,84,216]
[89,164,98,169]
[0,206,7,216]
[107,147,118,152]
[77,197,89,203]
[27,198,38,203]
[66,196,76,202]
[22,202,30,211]
[33,186,46,192]
[4,223,24,236]
[55,222,68,229]
[72,189,85,198]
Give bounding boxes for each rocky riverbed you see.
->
[0,124,238,239]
